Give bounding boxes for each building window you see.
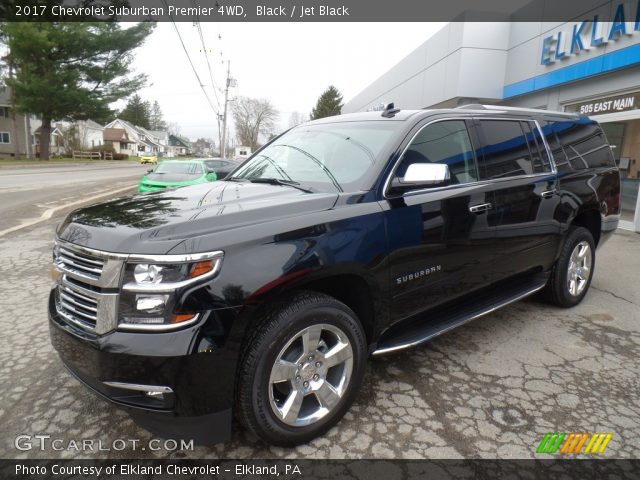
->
[0,107,10,118]
[0,132,10,144]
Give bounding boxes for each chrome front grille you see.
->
[56,280,99,330]
[53,240,123,334]
[57,246,105,281]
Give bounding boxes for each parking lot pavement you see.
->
[1,219,639,459]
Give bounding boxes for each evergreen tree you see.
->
[310,86,343,120]
[119,94,152,129]
[0,22,154,159]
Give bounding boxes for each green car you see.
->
[138,160,218,193]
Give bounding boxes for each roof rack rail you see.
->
[381,102,400,118]
[455,104,487,110]
[455,104,578,116]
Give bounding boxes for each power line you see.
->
[161,0,218,117]
[191,8,221,109]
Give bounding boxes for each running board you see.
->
[372,274,548,356]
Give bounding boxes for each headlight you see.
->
[118,251,223,331]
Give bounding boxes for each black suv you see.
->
[49,105,620,446]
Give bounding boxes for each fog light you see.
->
[145,391,165,397]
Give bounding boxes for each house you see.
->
[234,145,252,159]
[103,128,136,155]
[168,134,192,156]
[0,86,36,158]
[192,138,214,157]
[33,125,65,157]
[104,119,168,156]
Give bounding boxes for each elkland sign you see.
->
[541,0,640,65]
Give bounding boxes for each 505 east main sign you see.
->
[541,0,640,65]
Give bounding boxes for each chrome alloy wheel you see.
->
[268,323,354,427]
[567,240,592,296]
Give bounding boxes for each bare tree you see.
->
[167,121,182,136]
[288,111,308,128]
[232,97,278,150]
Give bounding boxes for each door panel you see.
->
[383,119,496,322]
[475,119,561,280]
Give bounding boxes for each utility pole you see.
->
[221,60,231,159]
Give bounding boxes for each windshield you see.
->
[230,122,401,192]
[154,162,203,175]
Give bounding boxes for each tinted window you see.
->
[205,160,225,168]
[478,120,535,179]
[521,121,552,173]
[554,119,615,169]
[396,120,477,184]
[540,120,571,173]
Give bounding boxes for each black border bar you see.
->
[0,0,638,22]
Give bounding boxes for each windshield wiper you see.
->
[225,176,249,182]
[249,177,314,193]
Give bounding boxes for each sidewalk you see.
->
[0,159,139,169]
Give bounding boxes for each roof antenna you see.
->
[381,102,400,118]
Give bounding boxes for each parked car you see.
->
[49,105,620,446]
[139,154,158,165]
[203,157,241,179]
[137,159,218,193]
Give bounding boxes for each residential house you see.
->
[33,125,65,157]
[192,138,214,157]
[168,134,192,156]
[104,119,168,156]
[0,85,36,158]
[103,128,136,155]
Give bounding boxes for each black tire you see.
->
[544,226,595,308]
[235,291,367,446]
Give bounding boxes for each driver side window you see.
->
[396,120,478,185]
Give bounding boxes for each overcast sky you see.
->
[127,22,445,142]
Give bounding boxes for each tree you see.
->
[288,111,308,128]
[0,22,154,159]
[119,94,151,129]
[310,86,344,120]
[232,97,278,150]
[149,100,167,131]
[167,121,182,136]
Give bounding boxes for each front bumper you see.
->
[48,291,237,444]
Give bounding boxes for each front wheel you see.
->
[235,292,367,446]
[544,226,595,308]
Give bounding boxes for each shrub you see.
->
[113,153,129,160]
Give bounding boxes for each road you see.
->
[0,163,148,233]
[0,195,639,459]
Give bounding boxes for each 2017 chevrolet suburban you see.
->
[49,105,621,446]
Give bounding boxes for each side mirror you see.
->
[389,163,450,195]
[146,169,154,174]
[206,171,217,181]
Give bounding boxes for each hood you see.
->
[143,172,203,183]
[57,181,339,254]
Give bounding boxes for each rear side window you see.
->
[549,118,615,170]
[396,120,478,185]
[477,120,537,179]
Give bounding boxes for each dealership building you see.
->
[343,1,640,232]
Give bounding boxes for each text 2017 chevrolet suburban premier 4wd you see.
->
[49,105,620,446]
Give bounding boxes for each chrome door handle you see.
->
[469,202,492,213]
[540,190,557,199]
